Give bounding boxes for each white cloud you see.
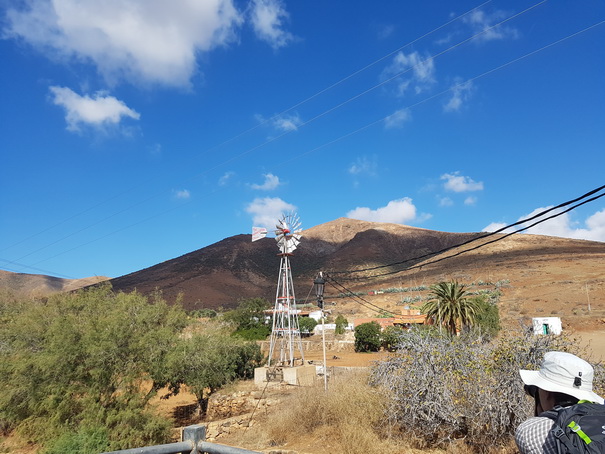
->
[482,207,605,242]
[439,196,454,207]
[246,197,296,230]
[441,172,484,193]
[384,109,411,129]
[444,79,473,112]
[377,24,395,40]
[49,86,140,131]
[483,222,508,233]
[249,0,293,49]
[219,171,235,186]
[273,113,302,132]
[384,51,436,96]
[347,198,425,224]
[255,112,302,133]
[5,0,244,87]
[251,173,281,190]
[464,196,477,206]
[174,189,191,200]
[348,156,378,177]
[463,9,519,43]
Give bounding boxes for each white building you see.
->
[532,317,562,335]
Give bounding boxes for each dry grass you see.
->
[264,371,390,454]
[221,369,517,454]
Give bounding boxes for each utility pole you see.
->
[314,272,328,392]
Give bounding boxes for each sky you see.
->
[1,0,604,280]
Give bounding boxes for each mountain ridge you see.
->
[1,218,604,329]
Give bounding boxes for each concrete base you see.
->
[254,364,316,387]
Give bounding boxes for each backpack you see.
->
[542,402,605,454]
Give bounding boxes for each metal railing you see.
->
[101,425,260,454]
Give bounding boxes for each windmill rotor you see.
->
[275,213,302,254]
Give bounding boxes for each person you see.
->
[515,351,604,454]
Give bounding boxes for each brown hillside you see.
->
[0,270,108,298]
[2,218,604,334]
[108,218,483,310]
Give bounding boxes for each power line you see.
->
[327,277,399,317]
[7,5,601,276]
[331,184,605,278]
[0,0,496,258]
[331,186,605,282]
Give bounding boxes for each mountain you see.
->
[0,270,108,297]
[107,218,483,310]
[2,218,604,331]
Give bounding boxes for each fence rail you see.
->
[101,425,260,454]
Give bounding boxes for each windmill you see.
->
[252,213,304,367]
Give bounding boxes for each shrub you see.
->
[370,327,602,452]
[471,295,501,339]
[298,316,318,335]
[42,426,110,454]
[224,297,271,340]
[0,285,184,449]
[354,321,381,352]
[381,326,404,351]
[334,314,348,335]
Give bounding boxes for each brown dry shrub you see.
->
[370,326,604,453]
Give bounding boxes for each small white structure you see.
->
[532,317,562,335]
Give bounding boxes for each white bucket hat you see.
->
[519,351,604,404]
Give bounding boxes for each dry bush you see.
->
[265,371,391,454]
[370,326,601,453]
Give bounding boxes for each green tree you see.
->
[334,314,348,335]
[298,316,318,335]
[166,326,263,416]
[354,321,381,352]
[421,280,480,336]
[0,285,187,450]
[472,294,501,338]
[223,297,272,340]
[381,326,404,351]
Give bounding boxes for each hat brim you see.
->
[520,369,604,404]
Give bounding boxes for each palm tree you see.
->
[421,280,479,336]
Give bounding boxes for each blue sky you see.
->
[1,0,604,279]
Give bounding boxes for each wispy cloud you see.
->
[483,208,605,242]
[174,189,191,200]
[272,113,302,132]
[219,171,235,186]
[376,24,395,40]
[246,197,296,230]
[439,196,454,207]
[347,198,431,224]
[463,9,519,43]
[441,172,484,193]
[255,112,302,133]
[249,0,294,49]
[444,79,473,112]
[384,51,436,96]
[464,196,477,206]
[251,173,281,190]
[348,156,378,177]
[49,86,140,132]
[384,108,411,129]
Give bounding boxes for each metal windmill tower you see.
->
[254,213,304,367]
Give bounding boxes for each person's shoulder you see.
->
[515,417,555,454]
